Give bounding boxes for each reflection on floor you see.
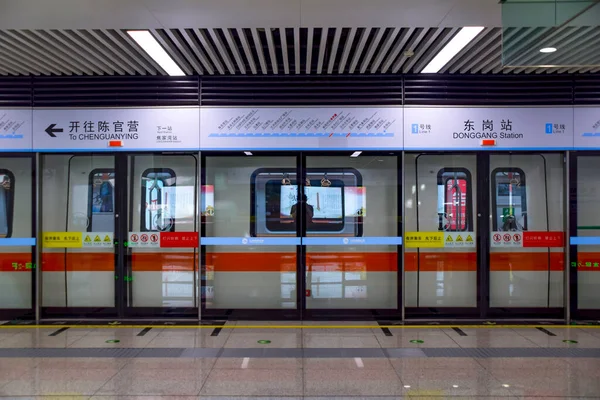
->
[0,321,600,398]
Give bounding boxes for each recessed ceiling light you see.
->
[404,385,411,388]
[421,26,485,73]
[502,384,510,388]
[452,385,459,388]
[127,30,185,76]
[350,151,362,158]
[244,151,253,156]
[540,47,557,53]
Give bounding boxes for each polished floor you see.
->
[0,321,600,399]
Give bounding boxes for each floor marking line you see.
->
[381,327,393,336]
[536,327,557,336]
[48,327,69,336]
[354,357,364,368]
[452,327,468,336]
[137,327,152,337]
[241,357,250,369]
[210,327,222,337]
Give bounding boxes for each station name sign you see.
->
[405,107,574,150]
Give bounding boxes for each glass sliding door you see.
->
[404,154,479,317]
[302,153,401,318]
[41,154,118,318]
[201,154,300,319]
[0,155,35,320]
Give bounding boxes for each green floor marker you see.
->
[257,340,271,344]
[105,339,120,343]
[563,340,578,344]
[409,339,424,344]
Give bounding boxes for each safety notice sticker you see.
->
[491,231,563,248]
[444,232,476,248]
[404,232,444,248]
[128,232,160,248]
[82,232,113,248]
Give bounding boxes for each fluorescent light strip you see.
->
[244,151,253,156]
[350,151,362,157]
[421,27,485,73]
[127,30,185,76]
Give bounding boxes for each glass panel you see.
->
[0,158,33,311]
[576,156,600,309]
[489,154,564,308]
[304,155,399,309]
[405,154,477,308]
[127,155,198,309]
[41,155,116,310]
[203,156,298,310]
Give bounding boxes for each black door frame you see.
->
[200,150,403,321]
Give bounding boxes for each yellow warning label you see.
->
[466,235,473,242]
[456,235,463,242]
[405,232,444,248]
[94,235,101,242]
[104,235,111,243]
[42,232,82,248]
[84,235,91,243]
[446,235,453,242]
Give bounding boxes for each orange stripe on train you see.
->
[0,251,579,272]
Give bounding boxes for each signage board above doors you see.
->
[4,106,600,153]
[0,109,32,151]
[199,107,403,150]
[404,107,574,150]
[31,107,200,151]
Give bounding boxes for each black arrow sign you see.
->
[45,124,63,137]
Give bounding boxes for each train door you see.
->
[40,153,199,319]
[404,152,565,319]
[200,151,401,320]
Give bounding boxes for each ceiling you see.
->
[0,0,598,76]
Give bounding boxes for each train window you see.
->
[251,168,363,236]
[88,169,115,232]
[141,168,176,232]
[492,168,527,231]
[0,170,14,238]
[437,168,473,232]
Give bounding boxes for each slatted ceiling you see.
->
[0,26,599,76]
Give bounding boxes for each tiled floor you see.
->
[0,322,599,398]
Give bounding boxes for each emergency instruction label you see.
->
[43,232,113,248]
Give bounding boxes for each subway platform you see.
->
[0,321,599,398]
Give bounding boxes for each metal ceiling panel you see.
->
[0,26,598,77]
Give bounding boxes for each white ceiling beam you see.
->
[412,27,459,73]
[162,29,205,75]
[20,29,92,75]
[1,30,82,75]
[279,28,290,75]
[348,27,371,74]
[0,50,40,75]
[0,36,58,75]
[391,28,428,73]
[59,29,119,75]
[196,29,226,75]
[402,27,445,74]
[250,28,268,74]
[208,28,237,74]
[70,30,128,74]
[180,29,215,75]
[222,29,247,74]
[370,27,400,73]
[380,28,413,74]
[337,27,357,74]
[359,27,385,74]
[306,27,314,74]
[327,27,342,74]
[236,28,257,75]
[264,27,279,74]
[42,30,106,75]
[316,27,328,74]
[88,29,146,75]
